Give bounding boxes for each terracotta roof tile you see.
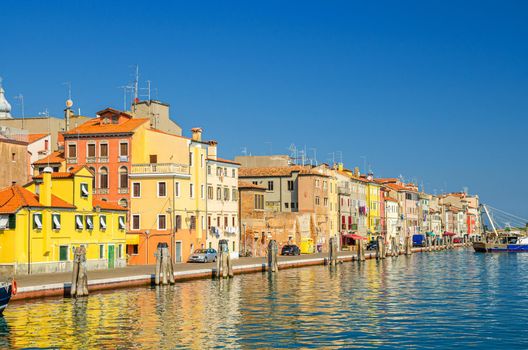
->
[32,165,87,179]
[238,180,266,190]
[33,151,65,165]
[63,116,149,136]
[239,165,309,177]
[28,133,49,143]
[0,185,75,213]
[93,199,128,211]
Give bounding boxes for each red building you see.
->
[62,108,149,208]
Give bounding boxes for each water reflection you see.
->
[3,249,528,349]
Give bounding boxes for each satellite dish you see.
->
[66,99,74,108]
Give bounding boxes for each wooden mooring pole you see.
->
[216,241,234,278]
[71,246,88,297]
[267,240,279,273]
[328,236,338,266]
[154,245,175,285]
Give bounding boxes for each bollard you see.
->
[267,240,279,273]
[405,236,412,256]
[71,246,88,297]
[391,236,398,257]
[376,235,385,260]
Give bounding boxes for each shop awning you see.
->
[126,234,140,245]
[343,234,368,240]
[443,231,456,237]
[426,231,435,236]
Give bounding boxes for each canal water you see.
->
[2,249,528,349]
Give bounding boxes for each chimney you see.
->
[208,140,218,160]
[354,167,360,177]
[40,167,53,206]
[191,127,202,141]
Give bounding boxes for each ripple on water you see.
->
[3,249,528,349]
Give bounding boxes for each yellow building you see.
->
[127,127,208,264]
[366,178,381,239]
[0,166,127,274]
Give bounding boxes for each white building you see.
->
[385,196,401,243]
[206,143,240,258]
[28,133,51,175]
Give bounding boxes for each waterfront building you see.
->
[205,142,240,257]
[0,132,29,188]
[419,193,431,234]
[384,196,401,244]
[336,169,354,247]
[0,166,127,274]
[428,196,443,236]
[62,108,149,208]
[366,175,381,240]
[127,127,208,264]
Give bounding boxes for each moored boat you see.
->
[0,280,14,315]
[473,236,528,253]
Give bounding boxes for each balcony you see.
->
[118,188,129,194]
[93,188,109,195]
[131,163,190,176]
[98,156,109,163]
[67,157,77,164]
[86,157,96,163]
[118,155,129,162]
[338,186,351,195]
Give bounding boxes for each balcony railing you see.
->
[86,157,97,163]
[118,188,129,194]
[67,157,77,164]
[98,156,109,163]
[93,188,109,195]
[338,186,351,195]
[131,163,190,175]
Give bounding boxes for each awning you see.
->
[344,234,368,240]
[443,231,456,236]
[126,234,140,245]
[426,231,435,236]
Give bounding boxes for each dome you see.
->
[0,79,13,119]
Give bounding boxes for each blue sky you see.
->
[2,1,528,220]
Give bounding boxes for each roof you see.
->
[33,150,65,165]
[93,199,128,211]
[27,133,49,144]
[0,185,75,214]
[239,165,309,178]
[384,197,399,203]
[32,165,86,179]
[238,180,266,190]
[208,157,241,166]
[63,116,149,136]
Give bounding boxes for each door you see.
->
[175,242,182,263]
[108,245,115,268]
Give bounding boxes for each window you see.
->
[75,215,83,230]
[232,169,236,178]
[118,216,126,230]
[232,188,238,201]
[59,246,68,261]
[68,143,77,158]
[201,185,204,199]
[149,154,158,164]
[118,244,122,259]
[232,216,236,226]
[207,216,211,229]
[44,139,49,151]
[100,143,108,157]
[175,215,182,231]
[216,187,222,200]
[100,215,107,230]
[288,180,294,191]
[224,216,228,228]
[132,215,140,230]
[119,198,128,208]
[119,167,128,189]
[128,244,139,255]
[315,196,320,206]
[233,241,235,252]
[11,153,15,162]
[33,213,42,229]
[224,168,227,176]
[158,182,167,197]
[99,245,104,259]
[201,154,204,168]
[223,187,230,201]
[158,215,166,230]
[291,202,295,209]
[120,142,128,156]
[189,152,193,166]
[217,217,221,227]
[207,165,212,175]
[190,184,194,198]
[252,181,258,185]
[255,194,264,210]
[285,203,289,209]
[267,181,274,191]
[207,186,213,200]
[80,183,89,198]
[87,143,96,157]
[175,182,180,197]
[100,167,109,188]
[85,216,94,230]
[324,198,328,207]
[52,213,61,230]
[190,216,196,229]
[132,182,141,198]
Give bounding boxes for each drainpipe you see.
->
[27,209,31,274]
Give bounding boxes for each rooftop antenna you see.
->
[309,148,317,166]
[13,93,24,128]
[62,81,72,100]
[241,147,248,156]
[118,85,133,111]
[328,152,335,166]
[336,151,343,165]
[128,64,139,110]
[288,144,297,165]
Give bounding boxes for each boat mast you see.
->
[483,204,499,243]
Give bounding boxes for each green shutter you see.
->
[59,246,68,261]
[8,214,16,229]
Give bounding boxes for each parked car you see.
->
[412,234,426,247]
[188,248,217,263]
[281,245,301,256]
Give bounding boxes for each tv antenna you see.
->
[14,94,24,128]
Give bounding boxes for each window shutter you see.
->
[8,214,16,229]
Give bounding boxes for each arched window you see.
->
[118,198,128,208]
[100,167,108,189]
[88,167,96,188]
[119,166,128,189]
